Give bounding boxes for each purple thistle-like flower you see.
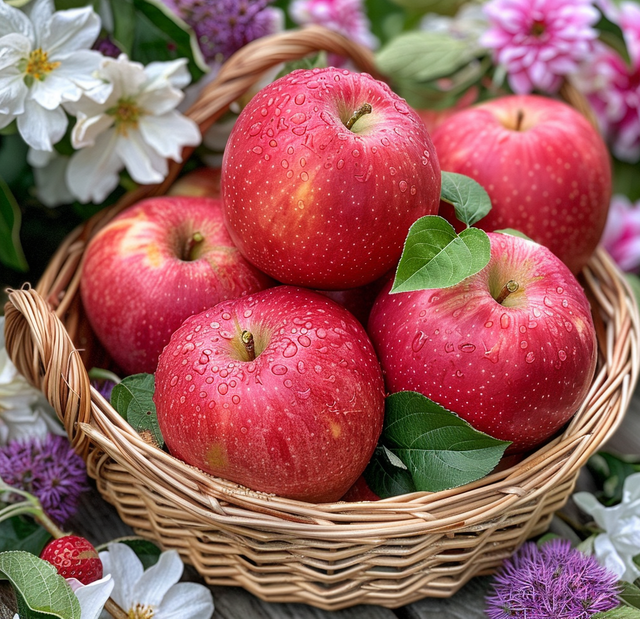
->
[93,36,121,59]
[165,0,283,63]
[480,0,600,94]
[0,434,88,525]
[485,540,620,618]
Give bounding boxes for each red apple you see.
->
[367,232,597,452]
[168,167,221,199]
[80,196,274,375]
[431,94,612,274]
[221,67,441,290]
[153,286,386,503]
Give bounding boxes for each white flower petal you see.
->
[27,0,54,44]
[154,582,214,619]
[32,151,74,207]
[134,550,183,608]
[101,55,146,98]
[622,472,640,503]
[115,129,166,184]
[40,6,101,55]
[0,33,31,70]
[138,84,183,115]
[72,112,114,149]
[0,112,16,130]
[593,534,627,579]
[143,58,191,91]
[30,74,80,110]
[100,543,144,611]
[67,130,122,203]
[572,491,600,517]
[52,50,104,93]
[138,112,200,162]
[73,575,115,619]
[0,70,27,115]
[17,99,66,150]
[0,1,34,41]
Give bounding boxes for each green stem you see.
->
[345,103,372,131]
[495,280,519,305]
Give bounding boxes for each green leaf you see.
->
[536,533,562,547]
[379,391,510,492]
[594,607,640,618]
[391,215,491,293]
[495,228,533,242]
[110,373,164,448]
[363,446,417,499]
[109,0,136,53]
[0,518,51,555]
[587,452,640,506]
[275,52,328,80]
[387,0,466,13]
[440,172,492,227]
[0,551,81,619]
[97,538,161,570]
[376,32,476,84]
[131,0,207,82]
[0,175,28,272]
[620,581,640,610]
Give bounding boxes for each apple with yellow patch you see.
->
[80,196,273,374]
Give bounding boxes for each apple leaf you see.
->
[440,172,492,227]
[110,373,164,448]
[495,228,534,242]
[593,607,640,618]
[364,446,417,499]
[391,215,491,293]
[0,518,51,556]
[376,31,477,84]
[619,581,640,610]
[372,391,510,495]
[0,551,81,619]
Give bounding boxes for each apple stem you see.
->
[515,109,524,131]
[345,103,372,131]
[183,231,204,261]
[496,280,519,305]
[242,330,255,361]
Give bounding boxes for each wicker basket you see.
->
[4,27,640,611]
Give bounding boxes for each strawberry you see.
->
[40,535,103,585]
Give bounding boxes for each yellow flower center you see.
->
[107,98,143,136]
[25,48,60,81]
[128,603,155,619]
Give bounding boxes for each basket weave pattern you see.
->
[4,28,640,610]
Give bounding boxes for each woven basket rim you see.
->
[3,26,639,536]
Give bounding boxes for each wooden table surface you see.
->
[2,386,639,618]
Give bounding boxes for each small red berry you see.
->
[40,535,103,585]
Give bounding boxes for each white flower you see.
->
[65,54,201,204]
[0,316,64,445]
[27,147,73,207]
[574,471,640,582]
[98,543,214,619]
[0,0,106,151]
[68,575,115,619]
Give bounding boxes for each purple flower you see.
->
[485,539,619,618]
[0,434,88,525]
[601,195,640,273]
[92,379,116,402]
[92,36,121,59]
[480,0,599,94]
[164,0,284,63]
[577,3,640,162]
[289,0,378,51]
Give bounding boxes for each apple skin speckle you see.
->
[367,232,598,452]
[80,196,274,375]
[221,67,441,290]
[154,286,386,503]
[432,94,612,274]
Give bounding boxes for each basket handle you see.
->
[4,286,93,457]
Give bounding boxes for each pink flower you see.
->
[578,3,640,162]
[289,0,377,51]
[480,0,599,94]
[601,195,640,273]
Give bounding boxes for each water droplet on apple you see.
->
[500,313,510,329]
[298,335,311,347]
[389,167,397,176]
[307,80,319,89]
[558,350,567,361]
[297,388,311,400]
[352,149,360,158]
[297,361,305,373]
[452,308,462,319]
[532,308,542,318]
[314,365,322,373]
[269,139,277,148]
[484,321,493,328]
[283,340,298,358]
[444,342,455,353]
[562,299,568,307]
[218,383,228,395]
[205,377,213,384]
[544,297,553,307]
[294,94,305,105]
[412,331,426,352]
[300,171,309,182]
[292,126,306,136]
[272,364,288,375]
[410,185,417,195]
[519,325,527,333]
[232,395,240,404]
[183,342,195,354]
[455,370,464,378]
[210,321,220,329]
[394,101,409,114]
[337,159,345,170]
[260,108,268,117]
[249,122,261,136]
[284,379,293,388]
[170,375,178,386]
[208,401,216,410]
[286,170,294,178]
[221,312,231,320]
[520,341,528,349]
[528,321,538,329]
[252,146,263,155]
[240,426,247,434]
[556,287,564,294]
[459,343,476,353]
[525,352,536,364]
[381,137,390,147]
[398,180,408,193]
[316,328,327,339]
[564,321,573,332]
